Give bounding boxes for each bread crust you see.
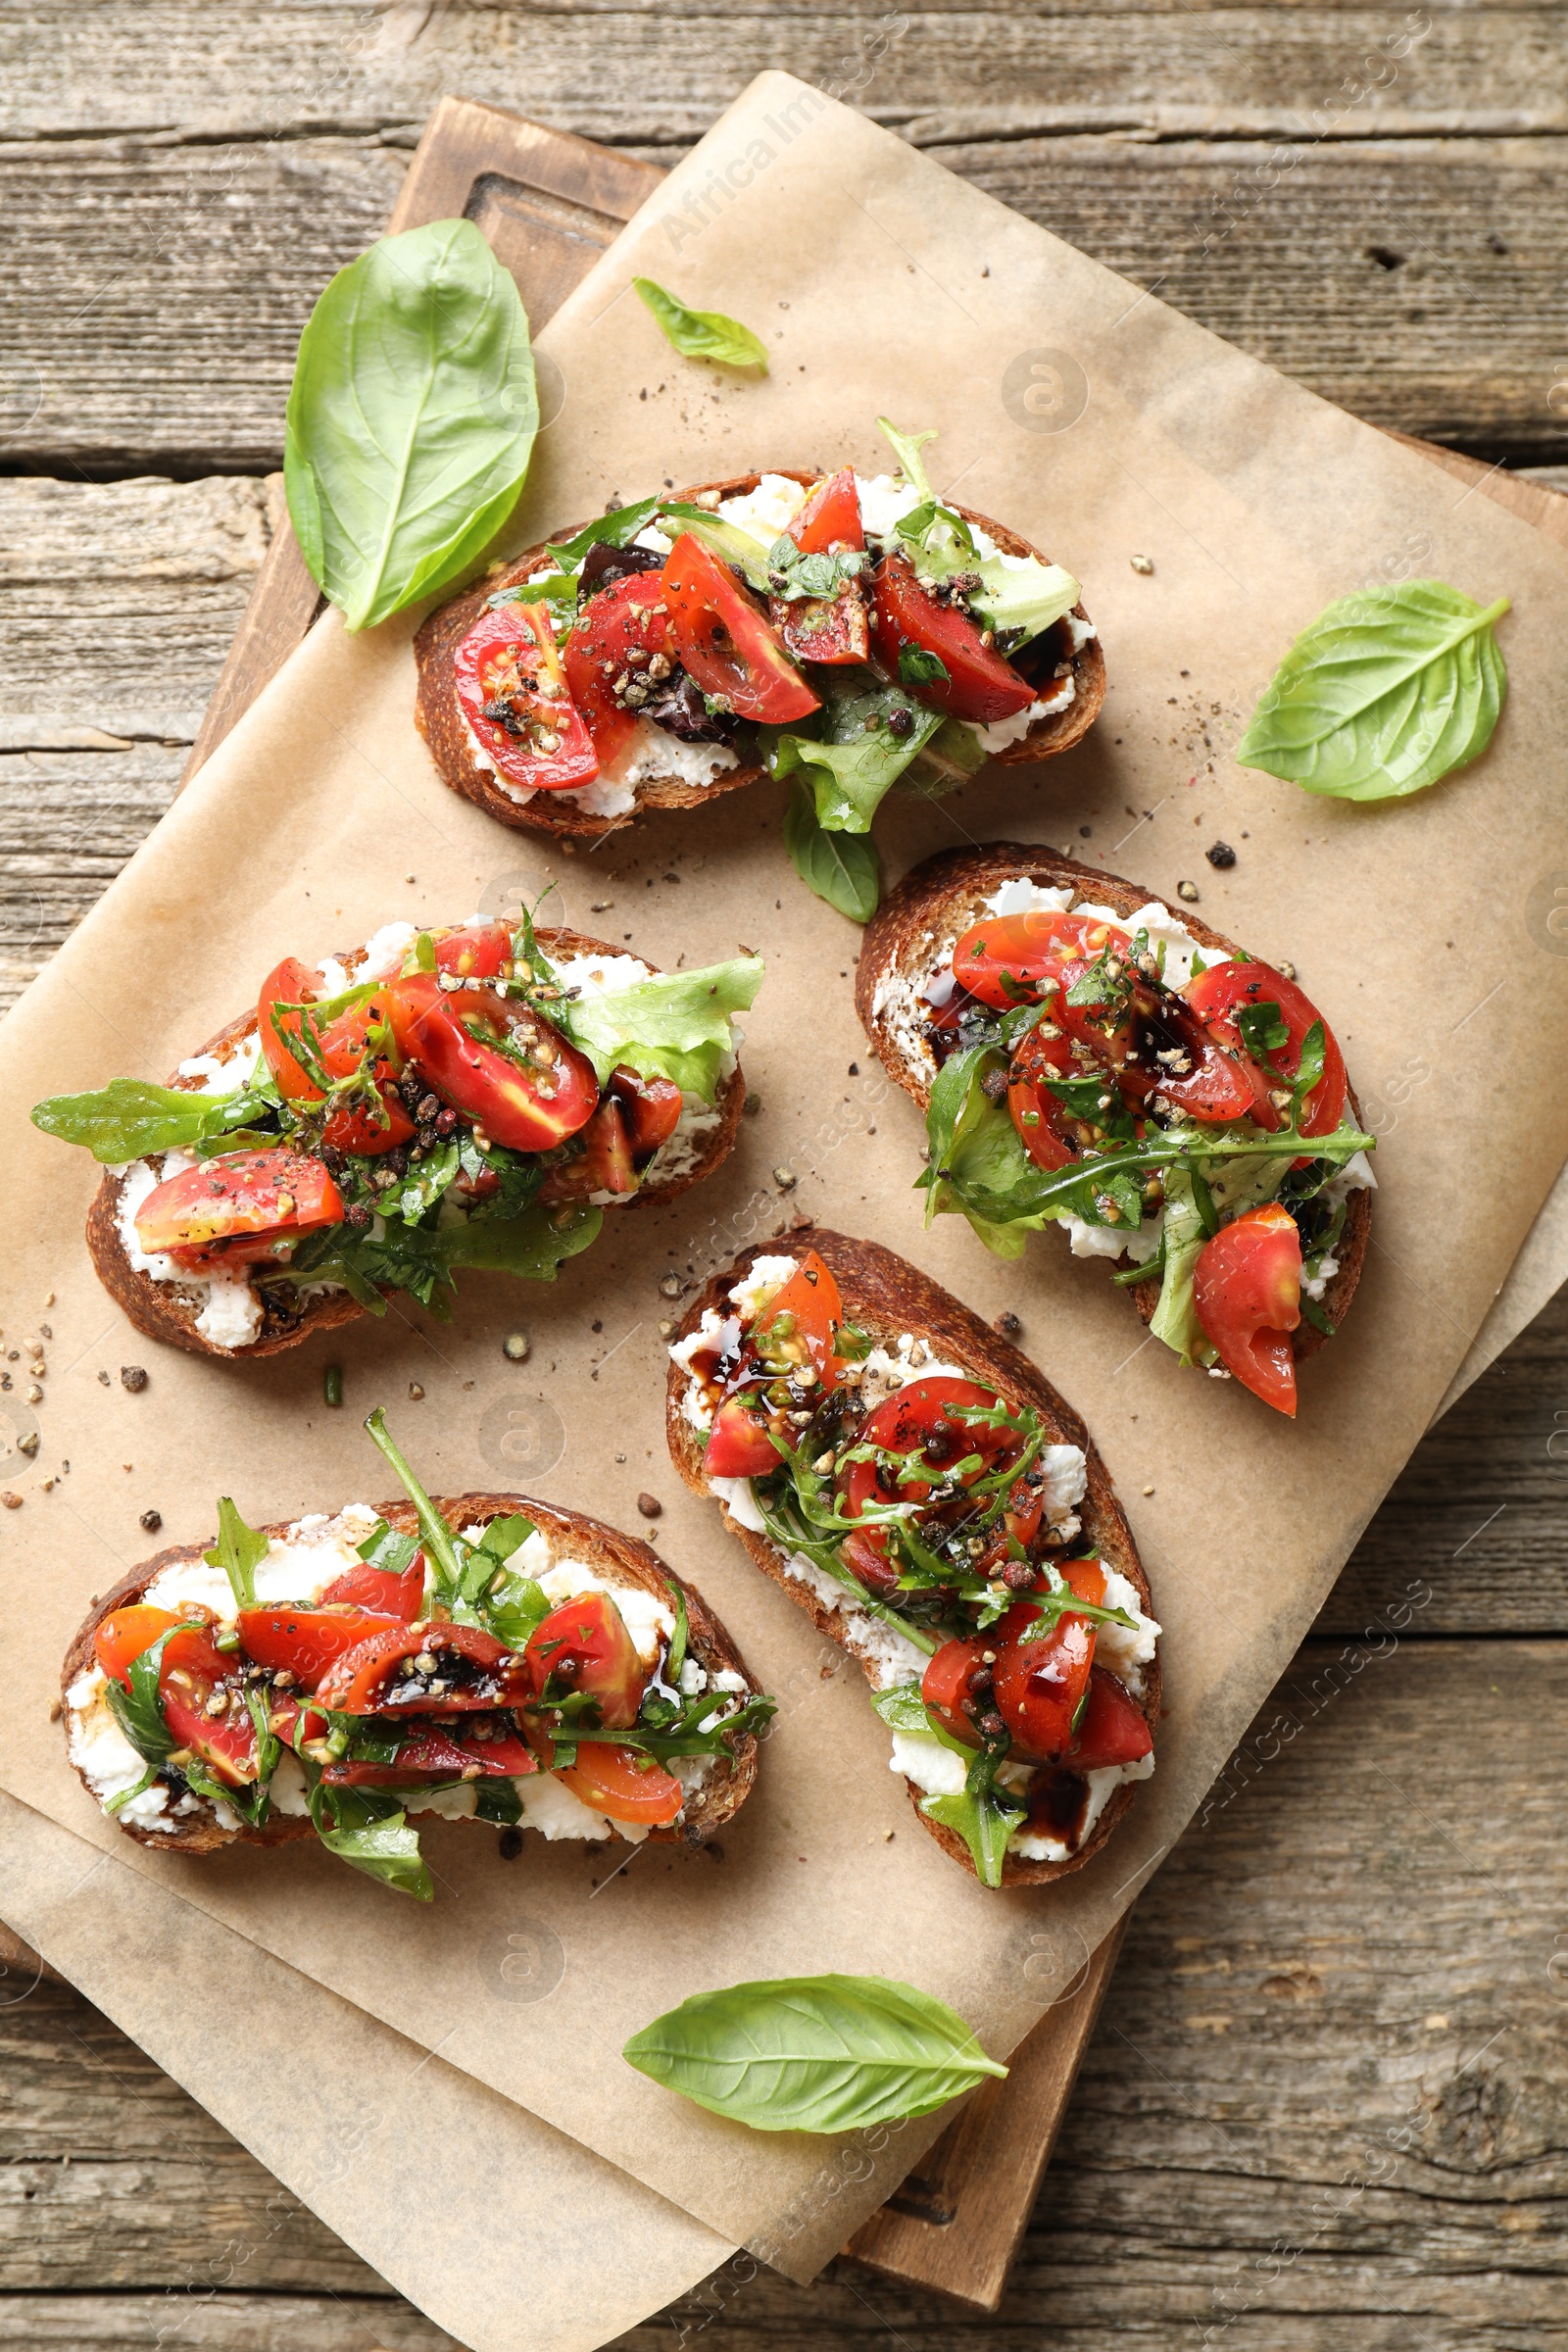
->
[856,843,1370,1364]
[665,1226,1159,1887]
[413,471,1104,841]
[84,923,745,1360]
[61,1494,761,1859]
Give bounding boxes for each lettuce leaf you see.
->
[969,554,1081,650]
[766,676,945,833]
[30,1077,271,1164]
[557,956,763,1102]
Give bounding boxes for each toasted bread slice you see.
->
[414,471,1104,842]
[857,844,1370,1362]
[666,1227,1158,1886]
[62,1493,762,1859]
[85,923,745,1361]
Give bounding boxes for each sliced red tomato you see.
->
[322,1721,538,1787]
[257,956,325,1102]
[920,1635,989,1746]
[522,1592,646,1729]
[951,909,1129,1011]
[318,1556,424,1618]
[541,1095,635,1200]
[553,1740,684,1826]
[94,1604,182,1687]
[454,603,599,792]
[312,996,416,1157]
[1185,959,1348,1139]
[990,1560,1107,1764]
[1007,1016,1084,1172]
[434,922,514,982]
[1193,1202,1302,1417]
[869,553,1033,722]
[1064,1668,1152,1772]
[611,1066,683,1161]
[754,1251,845,1389]
[770,466,870,666]
[662,533,819,723]
[136,1148,344,1270]
[160,1625,259,1786]
[383,973,598,1153]
[315,1622,532,1715]
[564,572,675,763]
[701,1394,785,1479]
[266,1695,327,1747]
[839,1376,1027,1585]
[235,1604,404,1690]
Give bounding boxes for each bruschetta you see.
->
[666,1230,1159,1888]
[857,845,1377,1417]
[414,418,1104,843]
[61,1410,772,1897]
[31,910,760,1358]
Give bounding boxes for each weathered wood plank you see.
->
[4,1642,1562,2345]
[4,6,1566,144]
[0,2296,459,2351]
[3,127,1561,474]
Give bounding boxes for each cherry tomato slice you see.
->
[94,1604,182,1687]
[921,1635,989,1746]
[771,469,870,668]
[313,997,416,1157]
[951,910,1130,1010]
[564,573,676,763]
[318,1558,424,1618]
[838,1376,1026,1585]
[454,603,599,791]
[136,1148,344,1267]
[322,1721,538,1787]
[160,1625,259,1786]
[257,956,325,1102]
[1007,1018,1083,1172]
[662,533,819,723]
[754,1251,845,1389]
[315,1621,532,1715]
[1064,1668,1152,1772]
[1193,1202,1302,1417]
[611,1066,683,1161]
[989,1560,1107,1763]
[869,553,1034,722]
[383,973,599,1153]
[523,1592,646,1729]
[701,1395,786,1479]
[554,1740,684,1826]
[1185,960,1348,1139]
[434,922,514,982]
[235,1604,405,1690]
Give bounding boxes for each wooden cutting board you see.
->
[150,89,1564,2314]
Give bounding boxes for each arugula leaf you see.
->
[363,1406,466,1597]
[280,1200,603,1314]
[285,219,537,632]
[768,674,945,833]
[476,1513,535,1565]
[1237,579,1510,802]
[623,1974,1005,2132]
[782,780,882,922]
[919,1782,1025,1890]
[556,957,763,1102]
[633,278,768,371]
[315,1810,434,1901]
[870,1683,932,1736]
[486,571,578,614]
[103,1623,190,1767]
[30,1078,269,1165]
[356,1519,422,1581]
[203,1498,270,1612]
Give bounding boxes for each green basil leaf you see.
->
[472,1779,523,1826]
[356,1520,422,1579]
[315,1810,434,1901]
[284,219,537,632]
[898,646,950,688]
[544,496,662,569]
[783,781,882,922]
[476,1513,536,1565]
[1237,579,1510,802]
[556,957,763,1102]
[633,278,768,371]
[30,1078,262,1165]
[203,1498,270,1612]
[622,1974,1006,2132]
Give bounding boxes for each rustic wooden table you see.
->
[3,8,1566,2348]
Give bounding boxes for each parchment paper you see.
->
[0,1790,731,2352]
[5,72,1568,2278]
